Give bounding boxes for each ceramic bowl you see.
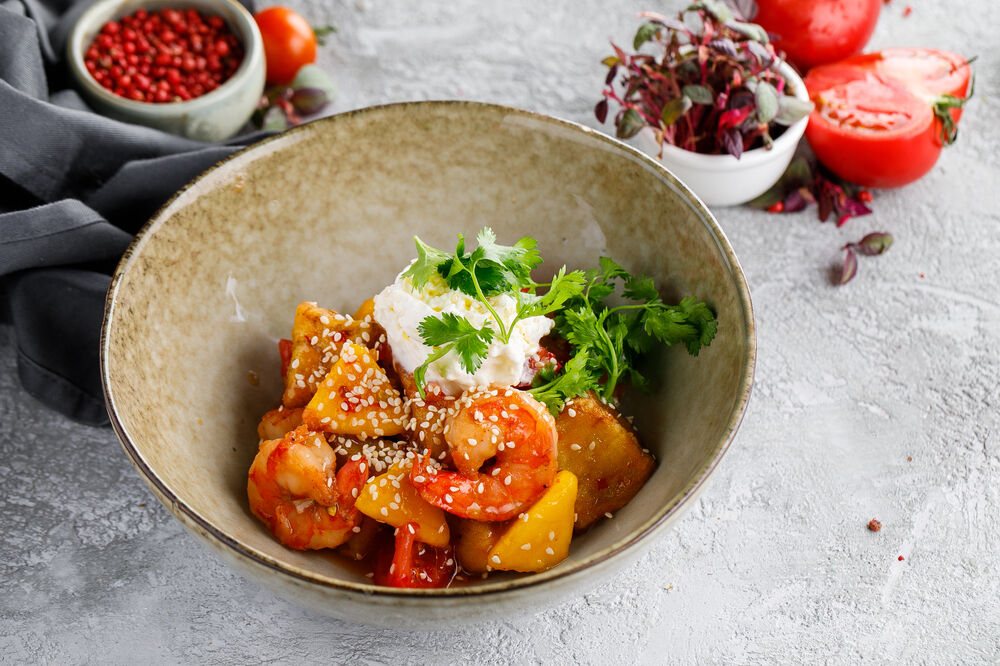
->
[631,62,810,207]
[66,0,265,141]
[101,101,755,628]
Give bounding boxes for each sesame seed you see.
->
[545,547,554,556]
[605,512,613,519]
[520,543,531,550]
[491,555,501,564]
[568,408,576,418]
[548,531,555,540]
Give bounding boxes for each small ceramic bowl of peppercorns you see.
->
[67,0,265,141]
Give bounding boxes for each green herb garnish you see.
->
[402,229,718,413]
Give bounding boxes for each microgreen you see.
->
[402,230,718,411]
[597,4,811,158]
[251,64,336,130]
[749,156,873,226]
[838,232,893,285]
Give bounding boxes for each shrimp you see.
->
[248,425,368,550]
[410,389,557,521]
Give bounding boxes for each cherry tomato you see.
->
[803,49,972,188]
[254,6,317,85]
[753,0,882,71]
[278,338,292,378]
[373,522,456,589]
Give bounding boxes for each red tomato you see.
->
[753,0,882,71]
[804,49,972,188]
[254,6,317,85]
[373,522,456,589]
[278,338,292,378]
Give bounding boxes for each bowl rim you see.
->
[66,0,263,115]
[100,100,757,599]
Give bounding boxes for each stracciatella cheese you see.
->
[372,271,552,394]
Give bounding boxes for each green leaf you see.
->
[623,275,659,302]
[598,256,628,282]
[774,95,813,126]
[291,64,336,99]
[690,0,733,22]
[633,21,661,50]
[616,108,646,139]
[477,227,542,288]
[402,236,452,288]
[723,19,769,43]
[530,268,587,316]
[682,84,714,105]
[417,313,494,374]
[755,81,779,124]
[661,95,693,126]
[529,354,600,415]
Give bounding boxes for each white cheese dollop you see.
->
[372,270,552,394]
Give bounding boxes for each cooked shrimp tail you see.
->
[410,389,557,521]
[248,425,368,550]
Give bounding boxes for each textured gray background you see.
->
[3,0,999,663]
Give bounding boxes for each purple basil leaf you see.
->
[605,63,619,85]
[783,188,810,212]
[839,247,859,285]
[840,198,873,218]
[817,187,834,222]
[707,38,739,58]
[290,87,330,115]
[595,98,609,124]
[853,232,894,256]
[722,127,743,159]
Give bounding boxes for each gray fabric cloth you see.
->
[1,0,261,425]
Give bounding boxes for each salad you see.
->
[247,229,717,588]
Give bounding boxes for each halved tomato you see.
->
[804,48,972,188]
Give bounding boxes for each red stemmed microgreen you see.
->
[596,0,812,159]
[749,156,874,227]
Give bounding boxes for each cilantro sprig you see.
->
[400,229,718,412]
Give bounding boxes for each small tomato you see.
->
[753,0,882,71]
[254,6,317,85]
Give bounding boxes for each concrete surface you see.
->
[2,0,999,663]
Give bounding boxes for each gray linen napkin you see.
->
[1,0,261,425]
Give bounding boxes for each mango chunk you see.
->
[303,343,406,438]
[355,462,450,548]
[282,302,381,407]
[555,394,655,531]
[451,517,511,574]
[487,470,577,573]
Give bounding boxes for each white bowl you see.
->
[66,0,265,141]
[631,62,810,207]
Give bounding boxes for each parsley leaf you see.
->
[417,313,494,374]
[402,236,452,288]
[529,354,600,415]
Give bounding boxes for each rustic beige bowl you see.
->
[101,101,755,627]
